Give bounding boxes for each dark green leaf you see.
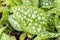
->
[39,0,55,9]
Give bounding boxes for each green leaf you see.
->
[0,7,9,23]
[1,33,11,40]
[11,6,48,35]
[11,36,16,40]
[47,7,60,15]
[1,33,16,40]
[0,27,6,35]
[23,0,32,6]
[3,25,13,34]
[0,7,9,28]
[55,14,60,32]
[48,7,60,32]
[54,0,60,7]
[39,0,55,9]
[10,0,22,7]
[27,33,34,38]
[19,33,26,40]
[8,15,22,31]
[23,0,38,7]
[31,0,38,7]
[46,12,56,32]
[34,31,60,40]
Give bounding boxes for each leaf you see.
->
[27,33,34,38]
[54,0,60,7]
[10,0,22,7]
[11,6,49,35]
[19,33,26,40]
[1,33,16,40]
[31,0,38,7]
[0,7,9,28]
[47,7,60,15]
[23,0,32,6]
[10,36,16,40]
[23,0,38,7]
[55,14,60,32]
[46,12,56,32]
[48,7,60,32]
[1,33,11,40]
[34,31,60,40]
[3,25,13,34]
[0,27,6,35]
[39,0,55,9]
[8,15,22,31]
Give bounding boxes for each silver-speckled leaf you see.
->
[23,0,32,6]
[8,15,22,31]
[1,33,16,40]
[1,33,11,40]
[34,31,60,40]
[46,13,56,32]
[39,0,55,9]
[23,0,38,7]
[48,7,60,32]
[11,6,48,35]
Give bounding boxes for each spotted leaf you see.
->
[8,15,22,31]
[48,7,60,32]
[10,0,22,7]
[1,33,16,40]
[34,31,60,40]
[23,0,38,7]
[39,0,55,9]
[11,6,48,35]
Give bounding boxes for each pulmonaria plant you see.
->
[1,0,60,40]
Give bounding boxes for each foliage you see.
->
[0,0,60,40]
